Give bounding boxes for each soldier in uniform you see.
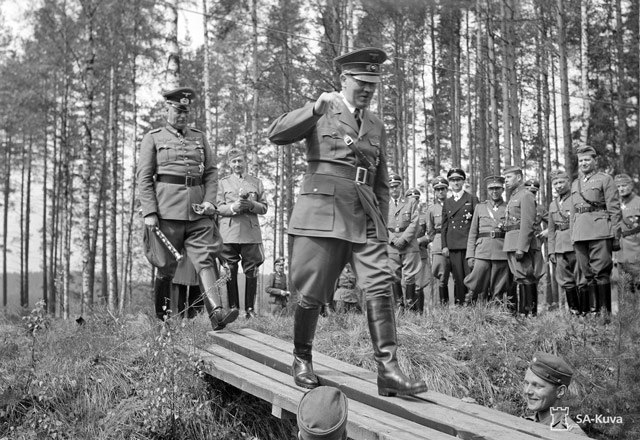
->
[406,187,429,313]
[525,179,553,308]
[614,173,640,292]
[423,177,451,305]
[503,165,542,316]
[522,352,587,435]
[267,47,427,397]
[387,174,421,311]
[137,87,238,330]
[464,176,510,303]
[333,263,363,313]
[547,171,581,315]
[217,148,268,318]
[570,146,621,314]
[441,168,479,305]
[265,257,290,316]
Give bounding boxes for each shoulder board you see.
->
[149,128,162,134]
[190,128,203,133]
[220,174,231,180]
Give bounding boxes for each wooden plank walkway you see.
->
[180,328,586,440]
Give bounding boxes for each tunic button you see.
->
[313,188,318,192]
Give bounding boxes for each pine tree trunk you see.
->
[615,0,627,169]
[166,0,180,87]
[107,66,118,313]
[2,136,11,309]
[557,0,573,174]
[579,0,590,145]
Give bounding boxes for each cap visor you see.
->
[351,74,381,83]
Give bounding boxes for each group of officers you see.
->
[388,146,639,318]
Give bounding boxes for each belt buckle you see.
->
[185,175,195,186]
[355,167,368,185]
[490,231,496,238]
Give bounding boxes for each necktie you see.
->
[353,108,361,129]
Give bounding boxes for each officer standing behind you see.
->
[614,174,640,292]
[265,257,290,316]
[406,187,429,313]
[267,47,427,397]
[387,174,421,311]
[464,176,510,303]
[503,165,542,316]
[570,146,621,314]
[441,168,479,305]
[217,148,268,318]
[137,87,238,330]
[424,177,451,305]
[547,171,582,315]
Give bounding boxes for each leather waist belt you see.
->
[557,223,570,231]
[576,205,605,214]
[622,226,640,237]
[306,162,375,186]
[505,224,520,232]
[478,231,506,239]
[157,174,203,186]
[389,226,408,233]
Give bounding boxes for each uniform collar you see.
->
[339,92,364,119]
[166,123,186,137]
[582,170,596,181]
[451,189,465,200]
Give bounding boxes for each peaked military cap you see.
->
[529,352,573,387]
[388,173,403,186]
[525,179,540,191]
[432,176,449,189]
[274,257,285,265]
[227,148,245,161]
[297,386,348,440]
[614,173,632,185]
[484,175,505,188]
[335,47,388,84]
[576,145,597,157]
[405,188,421,198]
[447,168,466,180]
[503,165,523,176]
[551,170,569,182]
[162,87,195,111]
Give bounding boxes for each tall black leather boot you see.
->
[578,286,589,315]
[439,286,449,306]
[416,287,425,314]
[507,283,518,315]
[405,283,416,311]
[245,276,258,318]
[524,284,537,316]
[517,284,527,315]
[292,305,320,389]
[199,267,239,331]
[175,283,187,318]
[366,296,428,397]
[392,282,404,311]
[226,264,240,309]
[154,277,172,320]
[588,283,599,315]
[565,287,580,315]
[597,283,611,314]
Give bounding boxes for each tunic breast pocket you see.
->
[291,179,336,231]
[157,145,177,163]
[318,129,341,156]
[402,211,411,222]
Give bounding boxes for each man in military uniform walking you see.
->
[406,187,429,312]
[570,146,621,314]
[137,87,238,330]
[464,176,510,303]
[387,174,421,311]
[267,47,427,397]
[547,171,581,315]
[614,173,640,292]
[503,165,542,315]
[423,177,451,305]
[441,168,479,305]
[217,148,268,318]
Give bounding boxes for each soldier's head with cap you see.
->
[523,352,574,415]
[551,170,571,196]
[335,47,387,110]
[502,165,523,190]
[274,256,285,273]
[227,147,246,176]
[576,145,598,175]
[405,188,421,201]
[389,173,403,199]
[447,168,466,193]
[432,176,449,200]
[485,175,504,202]
[614,173,635,198]
[297,386,349,440]
[524,179,540,194]
[162,87,194,131]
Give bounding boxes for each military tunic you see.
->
[267,100,392,307]
[387,196,421,285]
[442,191,479,304]
[137,124,220,278]
[570,171,621,285]
[424,202,450,288]
[464,200,510,299]
[265,271,289,316]
[548,193,580,290]
[616,193,640,267]
[415,205,432,289]
[217,173,268,277]
[503,185,542,284]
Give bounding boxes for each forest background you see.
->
[0,0,639,319]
